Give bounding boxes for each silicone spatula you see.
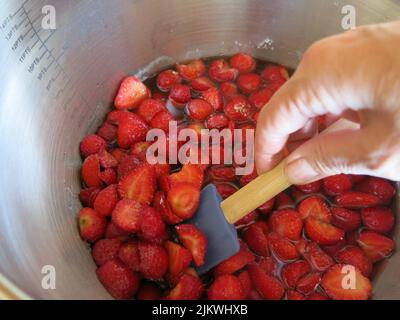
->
[189,119,360,274]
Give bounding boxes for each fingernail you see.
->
[285,158,320,184]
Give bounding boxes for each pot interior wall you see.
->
[0,0,399,299]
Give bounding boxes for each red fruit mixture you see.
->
[78,54,396,300]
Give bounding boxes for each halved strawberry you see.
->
[242,224,269,256]
[92,238,122,266]
[105,222,130,241]
[80,134,106,158]
[216,183,238,199]
[208,166,236,182]
[169,164,204,190]
[118,164,156,205]
[230,53,256,73]
[287,290,306,300]
[281,260,311,288]
[137,99,167,124]
[139,207,168,243]
[165,241,192,276]
[190,76,215,92]
[237,73,262,94]
[78,207,106,242]
[302,242,334,272]
[356,177,395,204]
[130,141,151,162]
[137,282,162,300]
[175,224,207,267]
[138,241,168,280]
[111,199,143,233]
[169,84,191,108]
[82,154,102,188]
[305,217,345,246]
[248,264,285,300]
[208,274,245,300]
[156,69,181,92]
[270,208,303,241]
[93,184,119,217]
[249,88,274,109]
[97,122,117,143]
[153,191,183,225]
[167,182,200,220]
[114,76,150,110]
[118,241,140,271]
[117,113,149,148]
[297,196,331,222]
[96,259,140,299]
[186,99,214,121]
[220,82,238,99]
[238,270,253,298]
[99,168,117,185]
[321,264,372,300]
[166,274,204,300]
[361,206,394,234]
[214,241,255,276]
[98,149,118,169]
[261,65,289,81]
[208,59,239,82]
[117,154,141,180]
[331,207,361,231]
[357,231,394,262]
[334,191,382,209]
[176,59,206,80]
[335,246,372,277]
[258,256,278,275]
[150,110,174,133]
[224,95,252,122]
[165,267,198,288]
[322,174,352,196]
[201,87,224,111]
[294,181,321,194]
[268,232,299,262]
[79,187,101,207]
[296,272,321,295]
[206,113,230,130]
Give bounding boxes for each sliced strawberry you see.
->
[176,59,206,80]
[322,239,347,258]
[216,183,238,199]
[169,84,191,108]
[270,208,303,241]
[166,267,198,288]
[186,99,214,121]
[224,95,252,122]
[294,181,321,194]
[331,207,361,231]
[82,154,102,188]
[117,113,149,148]
[111,199,143,233]
[165,241,192,276]
[78,207,106,242]
[139,207,168,243]
[201,87,224,111]
[206,113,230,130]
[93,184,119,217]
[118,163,156,205]
[334,191,382,209]
[322,174,352,196]
[190,76,215,92]
[137,99,167,124]
[130,141,151,161]
[137,282,162,300]
[268,232,299,262]
[361,206,394,234]
[234,210,259,228]
[96,259,140,299]
[356,176,395,204]
[166,274,204,300]
[105,222,130,241]
[258,197,276,215]
[138,241,168,280]
[281,260,311,288]
[80,134,106,158]
[114,76,150,110]
[305,217,345,246]
[230,53,256,73]
[287,290,306,300]
[276,192,294,209]
[92,238,121,266]
[261,65,289,81]
[98,149,118,169]
[169,164,204,190]
[208,166,236,182]
[297,196,331,222]
[79,187,101,207]
[214,241,255,276]
[156,69,181,92]
[357,231,394,262]
[97,122,117,143]
[335,246,372,277]
[248,264,285,300]
[220,82,238,99]
[175,224,207,267]
[242,224,269,256]
[296,272,321,295]
[302,242,334,272]
[238,270,253,298]
[258,256,278,275]
[167,182,200,220]
[150,110,174,133]
[117,154,141,180]
[99,168,117,185]
[321,264,372,300]
[118,241,140,272]
[208,274,245,300]
[249,87,274,109]
[237,73,262,94]
[153,191,183,225]
[208,59,239,82]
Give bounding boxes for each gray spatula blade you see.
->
[189,184,240,275]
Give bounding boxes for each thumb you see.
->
[284,128,369,184]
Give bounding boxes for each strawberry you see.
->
[117,113,149,148]
[118,241,140,271]
[297,196,331,222]
[92,238,122,266]
[238,270,253,297]
[291,188,307,203]
[166,267,198,287]
[201,87,224,111]
[150,110,174,133]
[169,84,191,108]
[270,208,303,240]
[176,59,206,80]
[208,59,239,82]
[331,207,361,231]
[93,184,119,217]
[305,217,345,245]
[307,292,329,300]
[137,282,162,300]
[281,260,311,288]
[216,183,238,199]
[114,76,150,110]
[175,224,207,267]
[99,168,117,185]
[321,264,372,300]
[153,191,183,225]
[96,259,140,299]
[239,169,258,187]
[138,241,168,280]
[167,182,200,220]
[130,141,151,161]
[322,239,347,258]
[237,73,262,94]
[165,241,192,276]
[105,222,130,241]
[296,272,321,295]
[111,148,128,163]
[334,191,382,209]
[302,242,334,272]
[185,122,206,140]
[276,192,294,209]
[79,187,100,207]
[137,99,167,123]
[249,88,274,109]
[361,206,394,234]
[356,176,395,204]
[79,207,106,242]
[258,197,276,215]
[224,95,252,122]
[294,181,321,194]
[230,53,256,73]
[261,65,289,81]
[166,274,204,300]
[357,231,394,262]
[139,207,168,243]
[98,149,118,169]
[186,99,214,121]
[118,164,156,205]
[242,224,269,256]
[152,92,167,101]
[287,290,306,300]
[335,246,372,277]
[80,134,106,158]
[214,241,255,276]
[111,199,143,233]
[322,174,353,196]
[190,76,215,92]
[258,256,278,275]
[268,232,299,262]
[234,210,259,227]
[156,69,181,92]
[208,166,236,182]
[82,154,102,188]
[206,113,230,130]
[248,264,285,300]
[117,154,141,180]
[97,122,117,142]
[208,274,245,300]
[220,82,238,99]
[169,164,204,190]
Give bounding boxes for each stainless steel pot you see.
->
[0,0,399,299]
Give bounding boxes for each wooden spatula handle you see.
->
[221,118,360,224]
